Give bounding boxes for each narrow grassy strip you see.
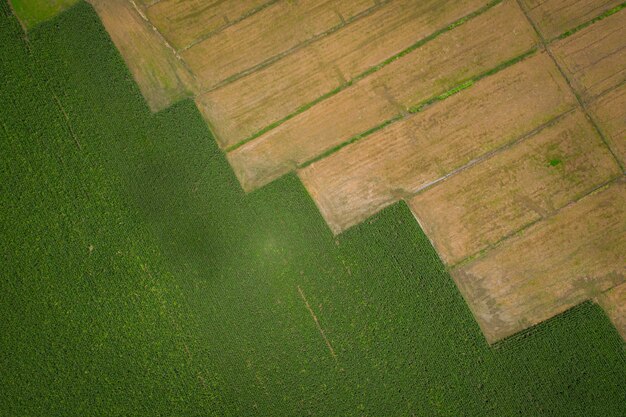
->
[551,2,625,42]
[224,83,350,152]
[225,0,504,153]
[299,114,403,168]
[411,48,537,113]
[348,0,503,84]
[407,80,474,114]
[299,48,538,169]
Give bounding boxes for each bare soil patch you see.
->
[298,53,576,234]
[182,0,377,91]
[452,178,626,344]
[551,9,626,101]
[195,0,489,149]
[408,109,621,266]
[227,1,538,192]
[147,0,274,50]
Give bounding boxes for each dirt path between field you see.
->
[297,285,337,360]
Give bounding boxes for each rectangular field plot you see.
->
[227,1,538,191]
[408,109,621,266]
[520,0,623,40]
[196,0,490,149]
[551,8,626,101]
[589,82,626,169]
[596,282,626,341]
[146,0,274,50]
[181,0,377,90]
[452,178,626,344]
[88,0,194,111]
[298,53,577,234]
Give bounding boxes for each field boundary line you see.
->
[587,70,626,103]
[193,0,389,95]
[178,0,281,52]
[144,0,164,9]
[219,0,504,152]
[516,0,625,172]
[5,3,83,152]
[550,2,626,42]
[298,48,538,169]
[5,0,28,37]
[448,175,624,270]
[488,301,598,349]
[297,285,337,360]
[127,0,197,83]
[407,107,577,201]
[51,93,82,150]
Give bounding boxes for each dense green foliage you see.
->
[1,2,625,415]
[9,0,78,28]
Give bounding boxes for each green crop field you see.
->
[8,0,78,29]
[1,1,625,415]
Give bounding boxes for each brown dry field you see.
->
[195,0,489,149]
[520,0,623,40]
[88,0,195,112]
[227,1,538,192]
[452,178,626,343]
[408,109,621,266]
[181,0,377,91]
[133,0,158,8]
[596,282,626,341]
[146,0,274,50]
[589,82,626,168]
[551,9,626,101]
[298,53,577,234]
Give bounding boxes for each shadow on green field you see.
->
[1,2,625,416]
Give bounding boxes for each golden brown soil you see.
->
[452,178,626,343]
[226,1,538,192]
[182,0,377,91]
[88,0,195,112]
[589,82,626,169]
[195,0,489,149]
[408,109,621,266]
[147,0,274,50]
[520,0,623,40]
[551,9,626,101]
[133,0,156,6]
[298,53,576,234]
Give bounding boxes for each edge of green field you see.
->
[9,0,79,29]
